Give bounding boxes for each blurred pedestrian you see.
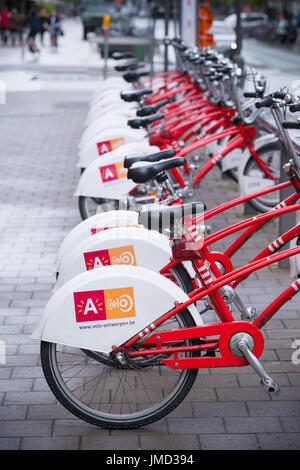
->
[49,10,60,49]
[276,11,288,43]
[27,9,40,53]
[0,5,10,45]
[39,8,49,46]
[285,9,298,44]
[16,9,26,44]
[8,8,18,46]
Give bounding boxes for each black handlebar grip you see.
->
[255,96,273,109]
[290,102,300,113]
[273,91,287,99]
[244,92,258,98]
[282,120,300,129]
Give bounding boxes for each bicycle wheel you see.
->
[79,263,195,368]
[238,142,281,213]
[40,303,199,429]
[78,196,118,220]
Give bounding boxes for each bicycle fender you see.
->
[85,103,136,127]
[77,128,147,168]
[55,211,195,281]
[56,210,139,271]
[75,146,159,198]
[79,112,136,150]
[31,265,202,354]
[55,226,172,290]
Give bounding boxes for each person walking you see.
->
[49,10,60,49]
[0,5,10,45]
[27,9,40,54]
[39,8,49,46]
[8,8,18,46]
[16,9,26,44]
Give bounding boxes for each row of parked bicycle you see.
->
[32,37,300,429]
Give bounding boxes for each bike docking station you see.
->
[27,2,300,435]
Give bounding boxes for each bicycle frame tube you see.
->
[123,245,300,358]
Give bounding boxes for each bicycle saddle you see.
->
[138,202,205,233]
[120,88,153,102]
[137,99,169,117]
[115,58,139,70]
[111,51,134,60]
[127,157,185,184]
[124,149,176,169]
[115,61,146,72]
[127,113,163,129]
[123,71,150,83]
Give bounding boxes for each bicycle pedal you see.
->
[260,378,280,395]
[229,332,280,395]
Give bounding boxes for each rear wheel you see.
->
[79,196,118,220]
[40,264,200,429]
[41,307,199,429]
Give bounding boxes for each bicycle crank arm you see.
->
[232,334,280,394]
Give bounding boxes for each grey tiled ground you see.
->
[0,89,299,451]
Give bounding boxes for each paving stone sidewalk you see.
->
[0,89,299,451]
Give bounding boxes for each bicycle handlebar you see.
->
[282,120,300,130]
[290,102,300,113]
[255,96,274,109]
[243,91,263,98]
[273,91,287,100]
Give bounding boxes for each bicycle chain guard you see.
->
[141,320,264,369]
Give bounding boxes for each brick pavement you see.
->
[0,88,299,451]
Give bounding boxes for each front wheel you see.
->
[40,305,199,429]
[238,142,281,213]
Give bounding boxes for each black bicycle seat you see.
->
[120,88,153,102]
[112,51,135,60]
[115,61,146,72]
[138,202,206,233]
[115,58,138,71]
[123,71,150,83]
[124,149,176,169]
[127,113,163,129]
[127,157,185,184]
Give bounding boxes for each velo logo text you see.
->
[84,245,136,270]
[74,287,136,323]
